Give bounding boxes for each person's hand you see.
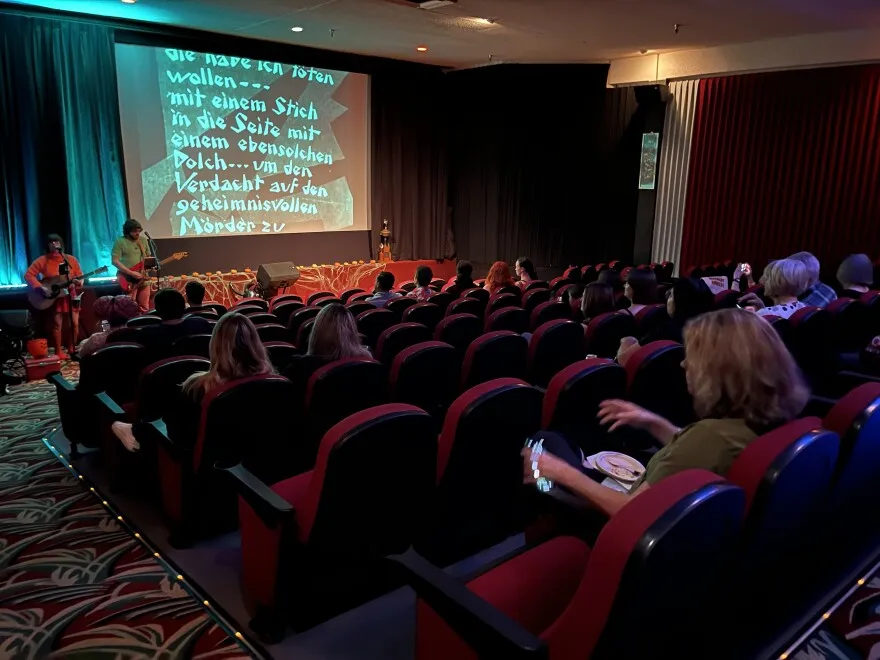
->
[741,262,752,278]
[521,448,574,486]
[129,271,144,281]
[616,336,639,366]
[598,399,662,433]
[737,292,765,310]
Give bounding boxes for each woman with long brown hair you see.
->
[523,308,809,517]
[112,313,273,451]
[484,261,516,295]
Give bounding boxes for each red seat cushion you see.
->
[415,536,591,660]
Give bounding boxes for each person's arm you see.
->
[526,451,648,517]
[598,399,680,446]
[24,257,45,289]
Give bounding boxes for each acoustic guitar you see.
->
[117,252,188,293]
[28,266,110,311]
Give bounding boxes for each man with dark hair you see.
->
[366,271,401,308]
[112,218,153,312]
[445,260,476,297]
[24,234,83,359]
[408,265,434,302]
[136,288,211,362]
[184,280,206,307]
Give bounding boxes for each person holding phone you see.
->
[738,259,809,319]
[732,262,755,292]
[523,309,808,517]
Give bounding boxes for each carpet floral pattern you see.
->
[0,366,251,659]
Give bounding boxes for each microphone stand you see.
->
[59,249,78,356]
[144,230,162,291]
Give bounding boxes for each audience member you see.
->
[445,260,476,297]
[524,308,808,516]
[598,269,628,309]
[408,265,434,302]
[184,280,206,308]
[837,253,874,298]
[365,271,401,307]
[739,259,809,319]
[135,288,213,361]
[77,295,140,358]
[111,312,272,451]
[790,251,836,308]
[643,277,714,344]
[580,282,616,325]
[283,303,371,406]
[623,267,658,316]
[514,257,538,291]
[485,261,516,295]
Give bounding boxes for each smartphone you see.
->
[524,436,553,493]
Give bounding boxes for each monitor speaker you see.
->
[257,262,300,291]
[0,309,32,339]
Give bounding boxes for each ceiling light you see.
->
[474,17,497,25]
[416,46,428,52]
[291,26,304,32]
[121,0,136,4]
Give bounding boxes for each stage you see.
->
[159,259,456,308]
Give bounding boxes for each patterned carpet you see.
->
[0,365,254,659]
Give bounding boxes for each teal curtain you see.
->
[0,14,127,285]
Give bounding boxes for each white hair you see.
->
[788,251,821,287]
[763,259,810,299]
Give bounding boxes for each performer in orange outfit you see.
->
[24,234,83,359]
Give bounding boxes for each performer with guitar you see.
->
[112,218,187,312]
[112,219,153,312]
[24,234,83,359]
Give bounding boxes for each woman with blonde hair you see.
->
[739,258,809,319]
[523,308,808,517]
[111,313,273,451]
[283,303,371,405]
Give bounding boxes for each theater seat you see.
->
[263,341,297,371]
[287,306,320,342]
[460,331,528,390]
[584,311,636,358]
[150,375,296,544]
[356,308,396,349]
[345,301,375,319]
[727,417,838,563]
[428,292,455,312]
[231,404,437,638]
[315,297,343,308]
[788,307,834,384]
[462,287,489,303]
[548,276,571,296]
[400,470,744,659]
[823,383,880,516]
[419,378,543,565]
[495,285,521,298]
[714,289,740,309]
[246,313,279,326]
[301,358,388,471]
[527,320,585,388]
[634,304,667,337]
[339,288,365,303]
[446,297,484,318]
[484,307,528,334]
[127,315,162,327]
[375,323,432,365]
[255,323,290,344]
[295,318,316,351]
[542,359,627,453]
[529,301,570,331]
[434,313,483,359]
[203,303,227,316]
[234,298,268,311]
[348,292,372,303]
[485,293,520,317]
[307,291,334,306]
[403,302,443,332]
[522,288,551,316]
[826,297,870,352]
[524,280,549,292]
[269,294,302,310]
[387,296,418,320]
[390,341,459,421]
[626,340,695,428]
[172,334,211,359]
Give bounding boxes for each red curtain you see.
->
[679,64,880,274]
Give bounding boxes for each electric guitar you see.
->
[28,266,109,311]
[117,252,188,293]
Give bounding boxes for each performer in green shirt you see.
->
[112,218,153,312]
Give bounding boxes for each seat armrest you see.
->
[221,463,294,527]
[94,391,127,420]
[48,372,75,392]
[136,419,187,461]
[387,548,548,659]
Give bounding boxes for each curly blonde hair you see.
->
[683,308,809,426]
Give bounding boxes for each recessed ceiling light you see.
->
[416,46,428,52]
[473,17,497,25]
[121,0,136,4]
[291,26,304,32]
